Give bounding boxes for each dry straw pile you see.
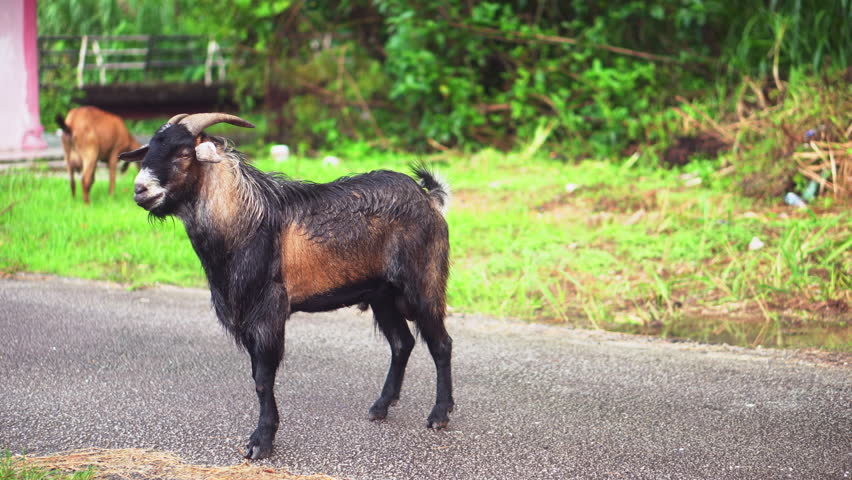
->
[16,448,338,480]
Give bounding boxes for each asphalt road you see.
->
[1,276,850,479]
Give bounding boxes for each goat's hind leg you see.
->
[420,321,454,430]
[107,152,119,196]
[66,163,76,198]
[368,296,415,421]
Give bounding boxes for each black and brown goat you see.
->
[119,113,453,459]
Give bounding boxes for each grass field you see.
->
[1,142,849,350]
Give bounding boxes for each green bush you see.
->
[38,0,852,153]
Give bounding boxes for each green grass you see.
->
[0,452,93,480]
[1,146,849,350]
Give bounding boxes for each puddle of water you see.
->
[612,316,852,351]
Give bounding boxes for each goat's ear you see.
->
[195,141,223,164]
[119,145,149,162]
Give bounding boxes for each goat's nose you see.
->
[134,184,148,195]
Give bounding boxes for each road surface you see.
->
[0,276,849,479]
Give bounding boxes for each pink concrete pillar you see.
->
[22,0,46,150]
[0,0,46,151]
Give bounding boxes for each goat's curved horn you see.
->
[167,113,190,125]
[178,113,255,137]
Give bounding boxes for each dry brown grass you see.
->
[670,75,852,203]
[17,448,338,480]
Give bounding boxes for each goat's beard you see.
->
[146,212,177,227]
[144,199,177,219]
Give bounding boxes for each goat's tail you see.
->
[412,164,450,216]
[56,114,71,135]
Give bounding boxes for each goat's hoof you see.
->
[426,418,449,429]
[426,403,453,430]
[369,396,400,421]
[245,442,273,460]
[368,406,388,421]
[245,428,275,459]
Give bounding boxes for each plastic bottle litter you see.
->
[270,145,289,162]
[801,170,830,201]
[784,192,807,208]
[801,181,819,201]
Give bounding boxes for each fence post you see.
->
[143,35,154,82]
[92,39,105,85]
[217,40,226,82]
[204,39,214,86]
[76,35,88,88]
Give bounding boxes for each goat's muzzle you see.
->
[134,186,163,210]
[133,168,166,211]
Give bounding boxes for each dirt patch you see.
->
[452,187,513,212]
[534,185,658,215]
[16,448,336,480]
[792,348,852,368]
[661,132,730,168]
[593,190,657,213]
[534,192,575,213]
[738,170,797,199]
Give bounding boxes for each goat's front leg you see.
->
[107,153,118,196]
[245,334,284,459]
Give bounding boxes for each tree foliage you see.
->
[39,0,852,151]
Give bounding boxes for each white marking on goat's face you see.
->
[133,167,167,210]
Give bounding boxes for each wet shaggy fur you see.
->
[125,124,453,460]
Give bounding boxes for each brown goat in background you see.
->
[56,106,140,204]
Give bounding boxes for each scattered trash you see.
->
[620,151,640,170]
[748,237,765,251]
[270,145,289,162]
[784,192,807,208]
[679,173,702,187]
[801,181,819,201]
[564,183,579,193]
[322,155,341,166]
[803,125,825,141]
[801,170,830,201]
[623,208,646,226]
